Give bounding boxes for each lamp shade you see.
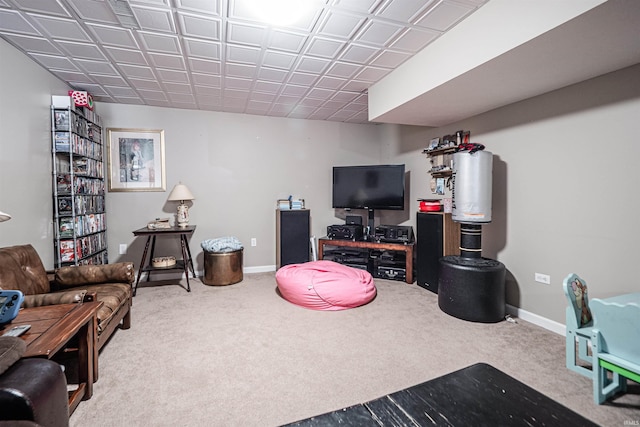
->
[167,183,195,201]
[0,211,11,222]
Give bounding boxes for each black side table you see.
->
[132,225,197,295]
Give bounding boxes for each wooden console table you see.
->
[318,237,415,284]
[132,225,197,296]
[7,302,103,415]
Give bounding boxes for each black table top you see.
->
[283,363,597,427]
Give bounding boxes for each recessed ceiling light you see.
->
[244,0,324,26]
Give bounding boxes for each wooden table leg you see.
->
[134,235,152,296]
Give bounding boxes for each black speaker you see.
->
[346,215,362,225]
[276,209,310,268]
[416,212,459,293]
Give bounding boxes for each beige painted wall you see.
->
[2,36,639,326]
[388,64,640,324]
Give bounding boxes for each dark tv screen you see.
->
[332,164,405,210]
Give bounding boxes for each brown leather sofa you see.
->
[0,244,134,351]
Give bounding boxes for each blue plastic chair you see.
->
[590,295,640,404]
[562,273,594,378]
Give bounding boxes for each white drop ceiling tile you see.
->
[131,5,175,33]
[390,27,439,52]
[339,43,378,64]
[66,0,118,24]
[267,30,308,53]
[262,50,297,70]
[51,70,94,83]
[289,105,316,117]
[138,90,168,101]
[69,83,108,96]
[28,14,90,41]
[88,74,127,86]
[183,38,220,59]
[178,12,220,40]
[138,32,181,54]
[104,86,139,97]
[355,19,403,46]
[226,44,261,64]
[75,59,118,75]
[192,73,221,87]
[131,0,170,7]
[329,109,357,120]
[129,78,163,90]
[148,53,186,70]
[295,56,330,74]
[288,72,319,86]
[318,10,366,40]
[225,63,256,78]
[86,24,139,49]
[376,0,434,23]
[175,0,220,15]
[281,84,308,97]
[56,41,107,60]
[105,47,148,65]
[11,0,70,16]
[0,10,42,36]
[257,67,288,83]
[156,68,189,83]
[194,86,221,96]
[306,87,334,100]
[331,91,358,102]
[29,52,78,70]
[168,92,195,103]
[163,82,192,93]
[249,92,275,103]
[270,103,294,114]
[307,107,333,120]
[246,100,271,112]
[113,97,145,105]
[333,0,382,15]
[325,61,360,78]
[299,97,324,107]
[224,76,252,90]
[322,99,348,110]
[189,58,221,74]
[227,21,266,47]
[370,49,411,68]
[415,0,474,32]
[253,80,281,94]
[1,34,61,55]
[354,65,390,82]
[305,37,345,59]
[197,97,222,108]
[223,89,249,100]
[316,76,346,90]
[118,64,156,79]
[341,79,369,93]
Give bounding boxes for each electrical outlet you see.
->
[534,273,550,284]
[119,244,127,255]
[251,238,257,247]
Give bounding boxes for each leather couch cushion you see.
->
[79,283,131,333]
[0,245,50,295]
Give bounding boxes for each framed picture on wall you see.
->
[107,128,166,192]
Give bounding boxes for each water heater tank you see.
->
[452,150,493,223]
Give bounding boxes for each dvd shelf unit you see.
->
[51,95,107,267]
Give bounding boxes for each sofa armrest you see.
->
[22,289,87,308]
[54,262,135,289]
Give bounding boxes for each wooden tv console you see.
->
[317,237,415,284]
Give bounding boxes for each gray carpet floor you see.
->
[69,272,639,426]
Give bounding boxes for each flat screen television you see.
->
[332,164,405,210]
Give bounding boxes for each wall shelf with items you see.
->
[422,146,456,177]
[51,95,107,267]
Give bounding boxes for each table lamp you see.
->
[0,211,11,222]
[167,183,194,228]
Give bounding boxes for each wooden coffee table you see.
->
[5,302,103,414]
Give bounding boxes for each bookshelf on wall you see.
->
[51,95,107,267]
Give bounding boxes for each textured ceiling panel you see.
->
[0,0,488,123]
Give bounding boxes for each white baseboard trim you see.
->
[243,265,276,274]
[506,304,566,336]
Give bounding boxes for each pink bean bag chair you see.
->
[276,260,376,310]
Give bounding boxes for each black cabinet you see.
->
[276,209,310,268]
[416,212,460,293]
